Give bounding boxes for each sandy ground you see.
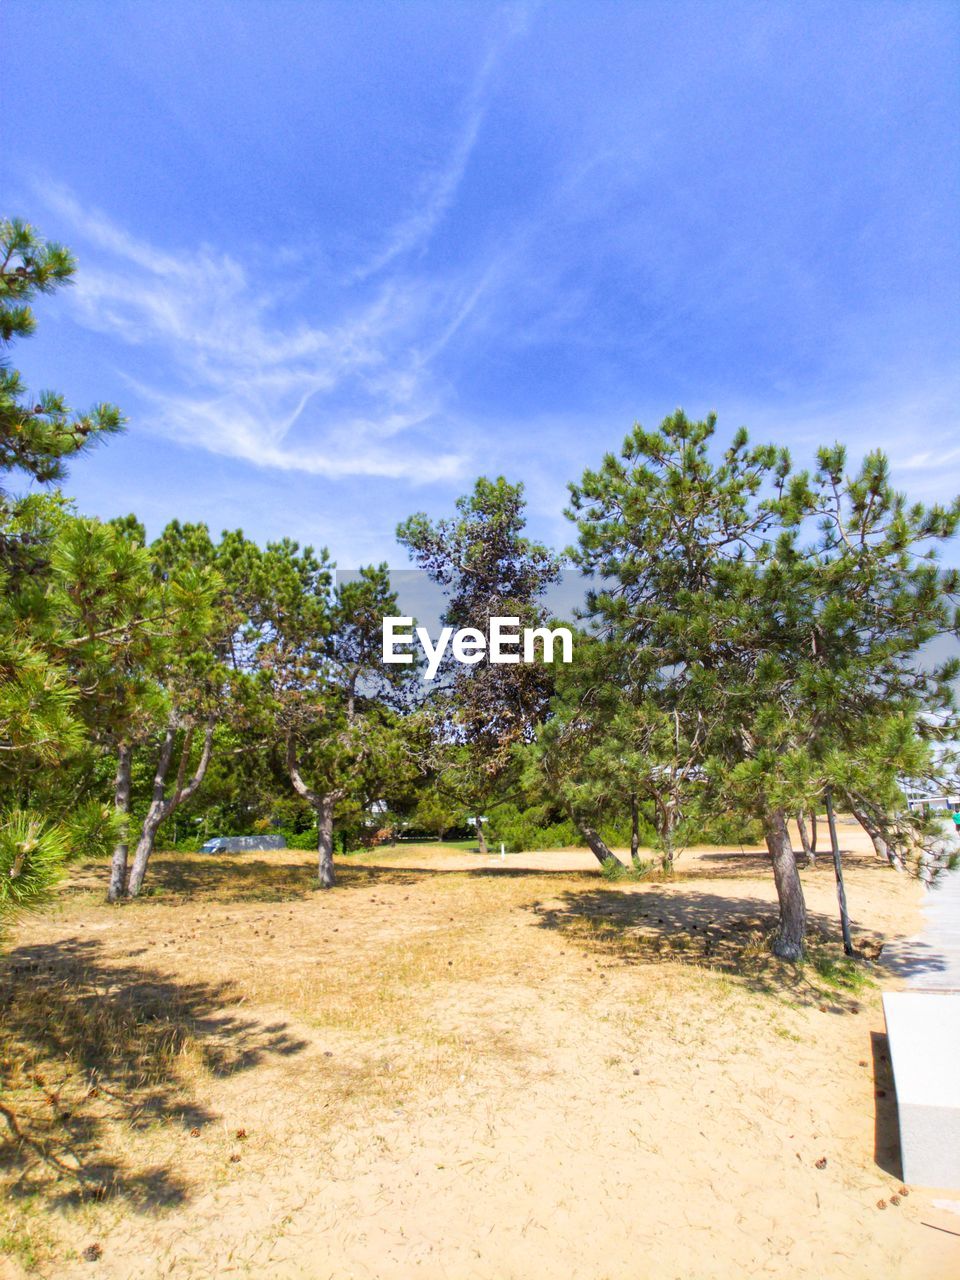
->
[1,823,959,1279]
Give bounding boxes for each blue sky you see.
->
[4,0,959,566]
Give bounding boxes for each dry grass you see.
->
[0,836,952,1279]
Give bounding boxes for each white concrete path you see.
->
[881,868,960,1188]
[882,867,960,988]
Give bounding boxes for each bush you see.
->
[486,802,582,853]
[0,809,67,920]
[285,829,319,851]
[600,855,654,882]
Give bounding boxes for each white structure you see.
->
[882,991,960,1187]
[903,789,960,813]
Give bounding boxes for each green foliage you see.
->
[0,809,67,920]
[64,799,122,862]
[0,629,82,767]
[600,856,653,882]
[285,828,322,851]
[410,789,466,840]
[1,218,123,576]
[486,800,581,853]
[398,477,562,831]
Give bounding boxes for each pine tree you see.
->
[1,218,122,576]
[398,477,561,854]
[0,219,124,923]
[258,547,416,887]
[567,411,959,958]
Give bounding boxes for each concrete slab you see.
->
[882,991,960,1188]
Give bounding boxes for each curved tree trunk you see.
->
[107,741,133,903]
[476,822,489,857]
[764,807,806,960]
[126,719,215,898]
[286,733,339,889]
[848,803,905,872]
[796,811,816,867]
[126,726,177,898]
[566,805,615,866]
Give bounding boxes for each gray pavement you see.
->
[882,867,960,989]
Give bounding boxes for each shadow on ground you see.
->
[870,1030,902,1179]
[64,842,892,907]
[0,938,307,1209]
[66,855,602,904]
[683,846,885,882]
[528,886,879,1008]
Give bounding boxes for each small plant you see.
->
[808,950,872,993]
[600,856,652,882]
[0,809,67,920]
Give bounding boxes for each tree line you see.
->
[2,218,958,959]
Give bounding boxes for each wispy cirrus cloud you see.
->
[34,7,543,487]
[39,184,482,482]
[355,2,537,282]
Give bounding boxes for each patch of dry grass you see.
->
[0,937,307,1217]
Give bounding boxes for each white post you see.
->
[500,842,505,860]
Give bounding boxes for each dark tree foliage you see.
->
[1,218,122,577]
[398,477,561,853]
[568,410,960,957]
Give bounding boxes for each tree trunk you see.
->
[317,795,335,888]
[126,726,177,898]
[630,793,642,868]
[285,734,339,888]
[764,807,806,960]
[657,798,677,872]
[825,788,855,956]
[660,831,675,873]
[796,811,816,867]
[850,805,904,872]
[125,719,215,898]
[107,741,133,903]
[476,822,489,856]
[570,811,615,866]
[809,812,818,853]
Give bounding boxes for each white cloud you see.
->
[40,184,478,483]
[34,5,543,489]
[355,2,536,281]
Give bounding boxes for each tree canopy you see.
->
[2,221,958,962]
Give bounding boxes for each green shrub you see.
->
[0,809,68,919]
[486,802,582,853]
[285,829,319,851]
[600,856,653,882]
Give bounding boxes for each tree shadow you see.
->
[528,886,879,1008]
[879,936,950,986]
[66,855,603,905]
[683,845,879,882]
[0,938,308,1209]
